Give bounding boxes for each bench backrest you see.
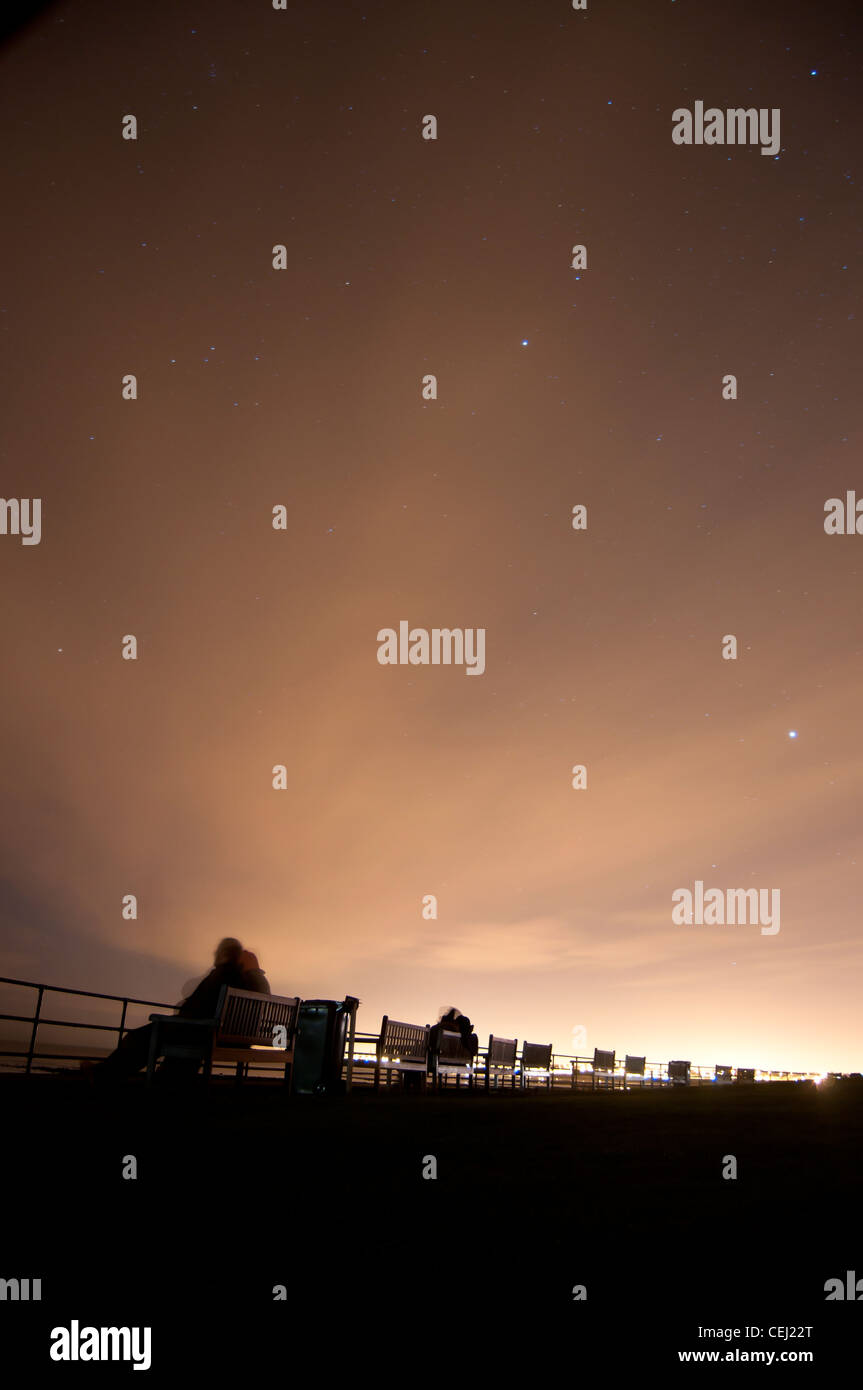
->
[593,1048,615,1072]
[377,1016,429,1062]
[216,987,300,1048]
[487,1035,518,1068]
[668,1059,690,1083]
[522,1041,553,1071]
[435,1029,474,1064]
[624,1055,646,1076]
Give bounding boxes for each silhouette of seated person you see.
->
[89,937,248,1083]
[239,949,270,995]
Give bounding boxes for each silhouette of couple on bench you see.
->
[429,1005,479,1060]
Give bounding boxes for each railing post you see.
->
[345,1000,357,1094]
[25,986,45,1075]
[118,998,129,1046]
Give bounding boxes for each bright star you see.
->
[788,730,798,739]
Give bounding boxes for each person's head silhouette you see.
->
[214,937,243,967]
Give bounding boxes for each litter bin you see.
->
[293,996,359,1096]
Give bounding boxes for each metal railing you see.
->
[0,975,174,1074]
[338,1031,823,1090]
[0,976,826,1086]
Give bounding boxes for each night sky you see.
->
[1,0,861,1073]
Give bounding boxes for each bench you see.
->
[430,1028,475,1089]
[485,1035,518,1090]
[592,1048,617,1091]
[668,1059,691,1086]
[520,1041,553,1089]
[375,1016,430,1090]
[714,1064,733,1085]
[624,1054,647,1090]
[145,986,300,1087]
[736,1067,756,1084]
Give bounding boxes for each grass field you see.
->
[1,1074,861,1374]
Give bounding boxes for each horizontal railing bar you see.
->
[0,1056,824,1081]
[1,1050,101,1059]
[0,1016,136,1033]
[0,976,173,1009]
